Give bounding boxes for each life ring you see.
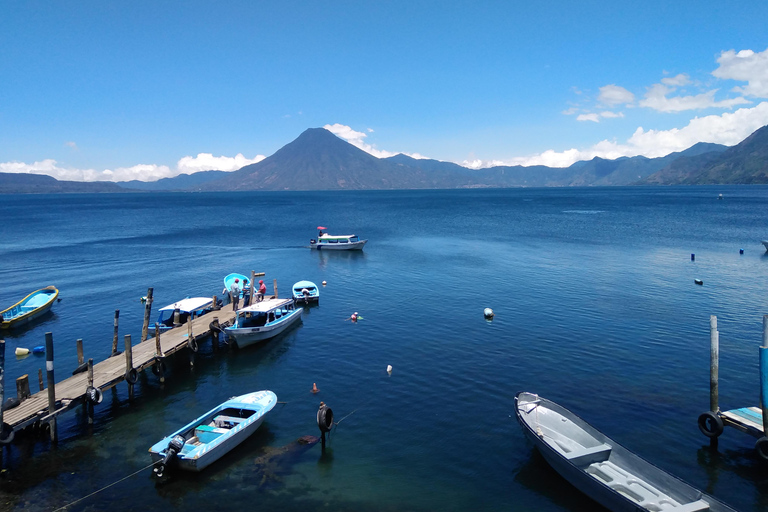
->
[317,404,334,433]
[0,423,15,445]
[188,337,199,353]
[125,368,139,385]
[697,411,723,438]
[152,360,167,376]
[755,437,768,462]
[86,385,103,405]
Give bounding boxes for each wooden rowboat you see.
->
[1,286,59,329]
[515,392,736,512]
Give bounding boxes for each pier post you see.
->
[273,279,278,299]
[141,287,154,342]
[76,339,84,366]
[188,321,195,368]
[710,316,719,413]
[38,369,43,392]
[212,294,219,311]
[16,375,30,401]
[154,323,165,383]
[111,310,120,356]
[760,315,768,437]
[45,332,58,443]
[124,334,135,400]
[211,317,219,352]
[249,270,257,306]
[173,308,181,327]
[87,359,94,425]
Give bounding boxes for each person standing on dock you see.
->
[257,280,267,302]
[231,278,241,310]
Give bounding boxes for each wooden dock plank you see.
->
[3,305,237,431]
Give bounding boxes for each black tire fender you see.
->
[698,411,724,438]
[317,404,334,433]
[86,385,103,405]
[0,423,15,445]
[188,337,198,353]
[152,360,167,376]
[125,368,139,385]
[755,437,768,462]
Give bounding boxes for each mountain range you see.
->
[2,124,767,194]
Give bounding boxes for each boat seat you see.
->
[214,415,244,429]
[563,443,612,466]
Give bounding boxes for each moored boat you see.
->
[224,298,302,348]
[148,297,213,334]
[515,392,736,512]
[149,390,277,476]
[292,280,319,303]
[310,227,367,250]
[223,272,251,300]
[1,286,59,329]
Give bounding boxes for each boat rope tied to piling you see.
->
[52,460,161,512]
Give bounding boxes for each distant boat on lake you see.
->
[515,392,736,512]
[310,227,367,250]
[1,286,59,329]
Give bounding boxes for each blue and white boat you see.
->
[1,286,59,329]
[148,297,213,334]
[224,298,302,348]
[223,272,251,301]
[309,228,367,250]
[149,390,277,476]
[292,280,319,303]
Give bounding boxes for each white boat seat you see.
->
[563,443,612,466]
[673,500,710,512]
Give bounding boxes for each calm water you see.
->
[1,186,768,511]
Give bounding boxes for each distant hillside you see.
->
[0,173,128,194]
[119,170,229,191]
[643,128,768,184]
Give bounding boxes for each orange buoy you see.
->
[311,382,319,393]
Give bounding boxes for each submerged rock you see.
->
[253,435,320,488]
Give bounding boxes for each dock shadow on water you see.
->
[252,435,321,489]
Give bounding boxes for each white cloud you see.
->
[639,83,749,112]
[323,123,427,159]
[599,111,624,119]
[577,113,600,122]
[661,73,690,86]
[713,47,768,98]
[598,84,635,106]
[64,141,78,150]
[0,152,266,182]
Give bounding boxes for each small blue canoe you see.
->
[149,390,277,476]
[292,280,319,303]
[223,273,250,299]
[1,286,59,329]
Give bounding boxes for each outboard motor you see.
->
[154,434,185,478]
[310,238,317,245]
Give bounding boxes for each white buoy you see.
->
[15,347,30,356]
[387,365,393,374]
[322,281,327,286]
[483,308,494,319]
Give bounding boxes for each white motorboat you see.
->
[224,298,302,348]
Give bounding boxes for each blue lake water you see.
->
[1,186,768,511]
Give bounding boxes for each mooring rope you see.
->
[52,460,160,512]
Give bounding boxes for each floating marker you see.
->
[483,308,494,319]
[695,279,703,285]
[15,347,30,356]
[691,254,695,261]
[740,248,744,254]
[322,281,327,286]
[387,365,393,374]
[32,346,45,354]
[311,382,319,393]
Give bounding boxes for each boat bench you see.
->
[586,461,710,511]
[195,424,228,443]
[563,443,612,466]
[213,415,245,429]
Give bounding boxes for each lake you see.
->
[1,186,767,511]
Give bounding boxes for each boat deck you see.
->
[720,407,764,437]
[2,304,239,433]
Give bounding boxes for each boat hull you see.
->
[310,240,367,250]
[292,280,320,303]
[1,286,59,329]
[515,392,736,512]
[225,308,302,348]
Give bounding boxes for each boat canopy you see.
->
[318,234,358,240]
[159,297,213,312]
[237,298,294,314]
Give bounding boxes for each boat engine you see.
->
[154,434,185,478]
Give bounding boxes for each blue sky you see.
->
[2,1,768,181]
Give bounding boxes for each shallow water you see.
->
[1,186,767,511]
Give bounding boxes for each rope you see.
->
[52,460,160,512]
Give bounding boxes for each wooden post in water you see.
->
[273,279,278,299]
[111,310,120,356]
[211,317,219,352]
[760,315,768,437]
[188,321,195,368]
[16,375,30,401]
[87,358,94,425]
[141,287,154,342]
[76,339,84,366]
[124,334,134,400]
[212,294,218,311]
[45,332,58,443]
[38,369,44,392]
[155,323,165,383]
[710,315,719,414]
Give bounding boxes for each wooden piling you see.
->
[154,322,165,382]
[111,310,120,356]
[211,317,219,352]
[38,369,43,392]
[45,332,57,442]
[212,294,219,311]
[141,287,154,342]
[249,270,257,306]
[273,278,278,298]
[87,358,94,425]
[188,321,195,367]
[173,308,181,327]
[76,339,84,366]
[710,315,719,414]
[760,315,768,437]
[124,334,134,400]
[16,375,30,401]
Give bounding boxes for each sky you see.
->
[2,1,768,182]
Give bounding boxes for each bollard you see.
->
[141,287,154,342]
[87,358,95,425]
[76,338,84,366]
[710,316,719,414]
[212,294,218,311]
[173,308,181,327]
[111,310,120,356]
[38,369,44,392]
[16,375,30,401]
[45,332,57,442]
[155,323,163,357]
[273,279,278,299]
